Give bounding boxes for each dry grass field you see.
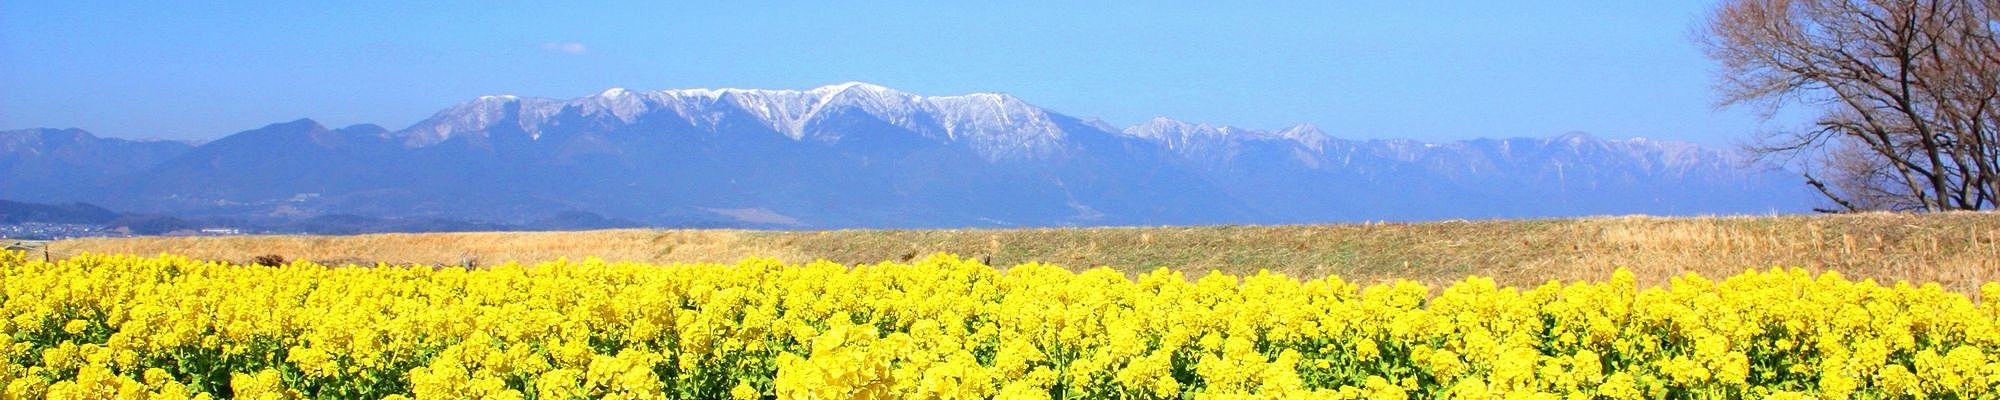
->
[42,212,2000,296]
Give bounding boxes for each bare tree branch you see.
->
[1703,0,2000,212]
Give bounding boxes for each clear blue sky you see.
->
[1,1,1781,144]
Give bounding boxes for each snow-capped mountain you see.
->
[397,82,1073,160]
[2,83,1815,229]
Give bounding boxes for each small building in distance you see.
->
[198,227,242,236]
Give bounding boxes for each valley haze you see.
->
[1,83,1815,232]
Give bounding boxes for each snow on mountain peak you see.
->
[405,83,1730,168]
[811,81,899,96]
[1275,124,1330,151]
[920,91,1064,159]
[1552,131,1598,146]
[1276,123,1323,136]
[399,83,1073,159]
[1124,117,1206,139]
[402,94,560,146]
[1122,117,1326,151]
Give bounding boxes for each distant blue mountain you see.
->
[1,83,1815,229]
[0,128,193,200]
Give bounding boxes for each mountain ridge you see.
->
[2,83,1814,230]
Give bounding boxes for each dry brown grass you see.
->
[45,212,2000,296]
[53,230,807,267]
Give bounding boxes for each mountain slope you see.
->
[0,200,122,224]
[0,128,193,201]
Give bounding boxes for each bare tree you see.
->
[1701,0,2000,212]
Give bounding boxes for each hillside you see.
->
[0,200,121,224]
[48,212,2000,296]
[0,128,193,200]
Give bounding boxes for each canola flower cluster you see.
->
[2,250,1998,399]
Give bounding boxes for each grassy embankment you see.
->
[45,212,2000,295]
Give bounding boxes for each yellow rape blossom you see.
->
[0,251,1995,398]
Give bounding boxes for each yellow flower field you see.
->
[3,250,1997,399]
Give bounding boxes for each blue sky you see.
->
[1,1,1783,144]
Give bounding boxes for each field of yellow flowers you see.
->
[3,250,1998,399]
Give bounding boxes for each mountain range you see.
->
[2,82,1815,230]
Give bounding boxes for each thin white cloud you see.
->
[539,42,589,55]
